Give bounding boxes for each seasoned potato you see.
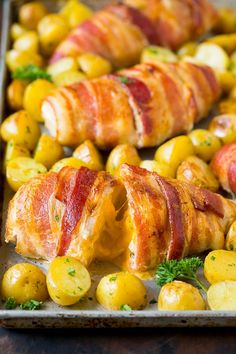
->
[207,281,236,310]
[140,160,175,178]
[176,156,219,192]
[13,31,39,53]
[1,263,48,304]
[51,157,87,172]
[73,140,104,171]
[77,53,112,79]
[96,272,147,311]
[214,8,236,34]
[6,49,43,72]
[158,281,205,311]
[0,110,41,150]
[19,1,48,30]
[60,0,93,29]
[38,14,69,56]
[226,220,236,252]
[194,43,230,71]
[23,79,55,122]
[141,46,178,64]
[7,80,27,111]
[177,42,198,58]
[188,129,222,162]
[46,256,91,306]
[106,144,141,176]
[204,250,236,284]
[218,99,236,115]
[10,23,27,41]
[207,34,236,55]
[52,70,86,87]
[154,136,194,175]
[4,140,30,170]
[34,135,64,169]
[6,157,47,192]
[217,71,236,93]
[230,85,236,100]
[208,114,236,145]
[47,57,78,79]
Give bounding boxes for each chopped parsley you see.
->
[120,304,132,311]
[20,300,43,310]
[211,256,216,261]
[230,244,234,251]
[55,215,60,222]
[5,297,17,309]
[13,64,52,82]
[116,76,130,84]
[67,267,76,276]
[109,276,117,282]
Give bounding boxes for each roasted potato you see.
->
[60,0,93,29]
[206,34,236,55]
[77,53,112,79]
[204,250,236,284]
[6,157,47,192]
[51,157,87,172]
[208,114,236,144]
[230,85,236,100]
[226,220,236,252]
[47,57,78,79]
[207,280,236,310]
[10,23,27,41]
[140,160,175,178]
[176,156,219,192]
[106,144,141,176]
[177,42,198,58]
[13,31,39,54]
[158,281,205,311]
[188,129,222,162]
[141,46,178,64]
[19,1,48,30]
[23,79,55,122]
[217,71,236,93]
[154,136,194,175]
[0,110,41,150]
[46,256,91,306]
[52,70,86,87]
[7,80,27,111]
[214,8,236,34]
[73,140,104,171]
[194,43,230,71]
[6,49,43,72]
[34,134,64,169]
[4,140,30,171]
[96,272,147,311]
[218,99,236,115]
[1,263,48,304]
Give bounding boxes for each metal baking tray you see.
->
[1,0,236,328]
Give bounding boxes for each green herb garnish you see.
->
[68,267,76,276]
[211,256,216,261]
[120,304,132,311]
[109,276,117,282]
[230,244,234,251]
[12,64,52,82]
[116,76,130,84]
[20,300,43,310]
[156,257,207,292]
[55,215,60,222]
[5,297,17,309]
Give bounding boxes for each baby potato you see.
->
[52,70,86,86]
[10,23,27,41]
[47,57,78,79]
[1,263,48,304]
[226,220,236,252]
[207,34,236,55]
[19,1,48,30]
[106,144,141,176]
[218,99,236,115]
[177,42,198,58]
[6,157,47,192]
[208,114,236,145]
[23,79,55,122]
[176,156,219,192]
[38,14,69,57]
[158,281,205,311]
[46,256,91,306]
[194,43,230,71]
[141,46,178,64]
[34,134,64,169]
[4,140,30,171]
[73,140,104,171]
[96,272,147,311]
[188,129,222,162]
[13,31,39,54]
[230,85,236,100]
[6,49,43,73]
[217,71,236,93]
[60,0,93,29]
[214,8,236,34]
[7,79,27,111]
[0,110,41,150]
[77,53,112,79]
[140,160,175,178]
[154,136,194,175]
[204,250,236,285]
[51,157,87,172]
[207,281,236,310]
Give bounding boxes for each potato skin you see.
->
[140,160,175,178]
[73,140,104,171]
[34,134,64,169]
[19,1,48,30]
[96,272,147,310]
[158,281,205,311]
[208,114,236,145]
[207,280,236,310]
[226,220,236,251]
[188,129,222,162]
[6,49,43,72]
[7,80,27,111]
[10,23,27,41]
[78,53,112,79]
[1,263,48,304]
[4,140,30,171]
[106,144,141,176]
[13,31,39,54]
[204,250,236,284]
[51,157,88,172]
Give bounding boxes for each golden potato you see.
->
[207,281,236,310]
[230,85,236,100]
[106,144,141,176]
[141,46,178,64]
[225,220,236,252]
[6,157,47,192]
[194,43,230,71]
[47,57,78,79]
[23,79,55,122]
[38,14,69,57]
[214,8,236,34]
[73,140,104,171]
[13,31,39,53]
[177,42,198,58]
[207,34,236,55]
[52,70,86,87]
[140,160,175,178]
[158,280,205,311]
[176,156,219,192]
[204,250,236,284]
[34,134,64,169]
[51,157,87,173]
[4,140,30,171]
[10,23,27,41]
[0,110,41,150]
[154,136,194,175]
[60,0,93,29]
[46,256,91,306]
[6,50,43,72]
[19,1,48,30]
[7,80,27,111]
[217,71,236,93]
[1,263,48,304]
[188,129,222,162]
[208,114,236,145]
[77,53,112,79]
[96,272,147,311]
[218,99,236,115]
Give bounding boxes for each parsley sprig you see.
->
[20,300,43,310]
[12,64,52,82]
[156,257,207,293]
[5,297,17,309]
[120,304,132,311]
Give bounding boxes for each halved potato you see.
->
[207,281,236,310]
[204,250,236,284]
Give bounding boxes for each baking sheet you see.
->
[1,0,236,328]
